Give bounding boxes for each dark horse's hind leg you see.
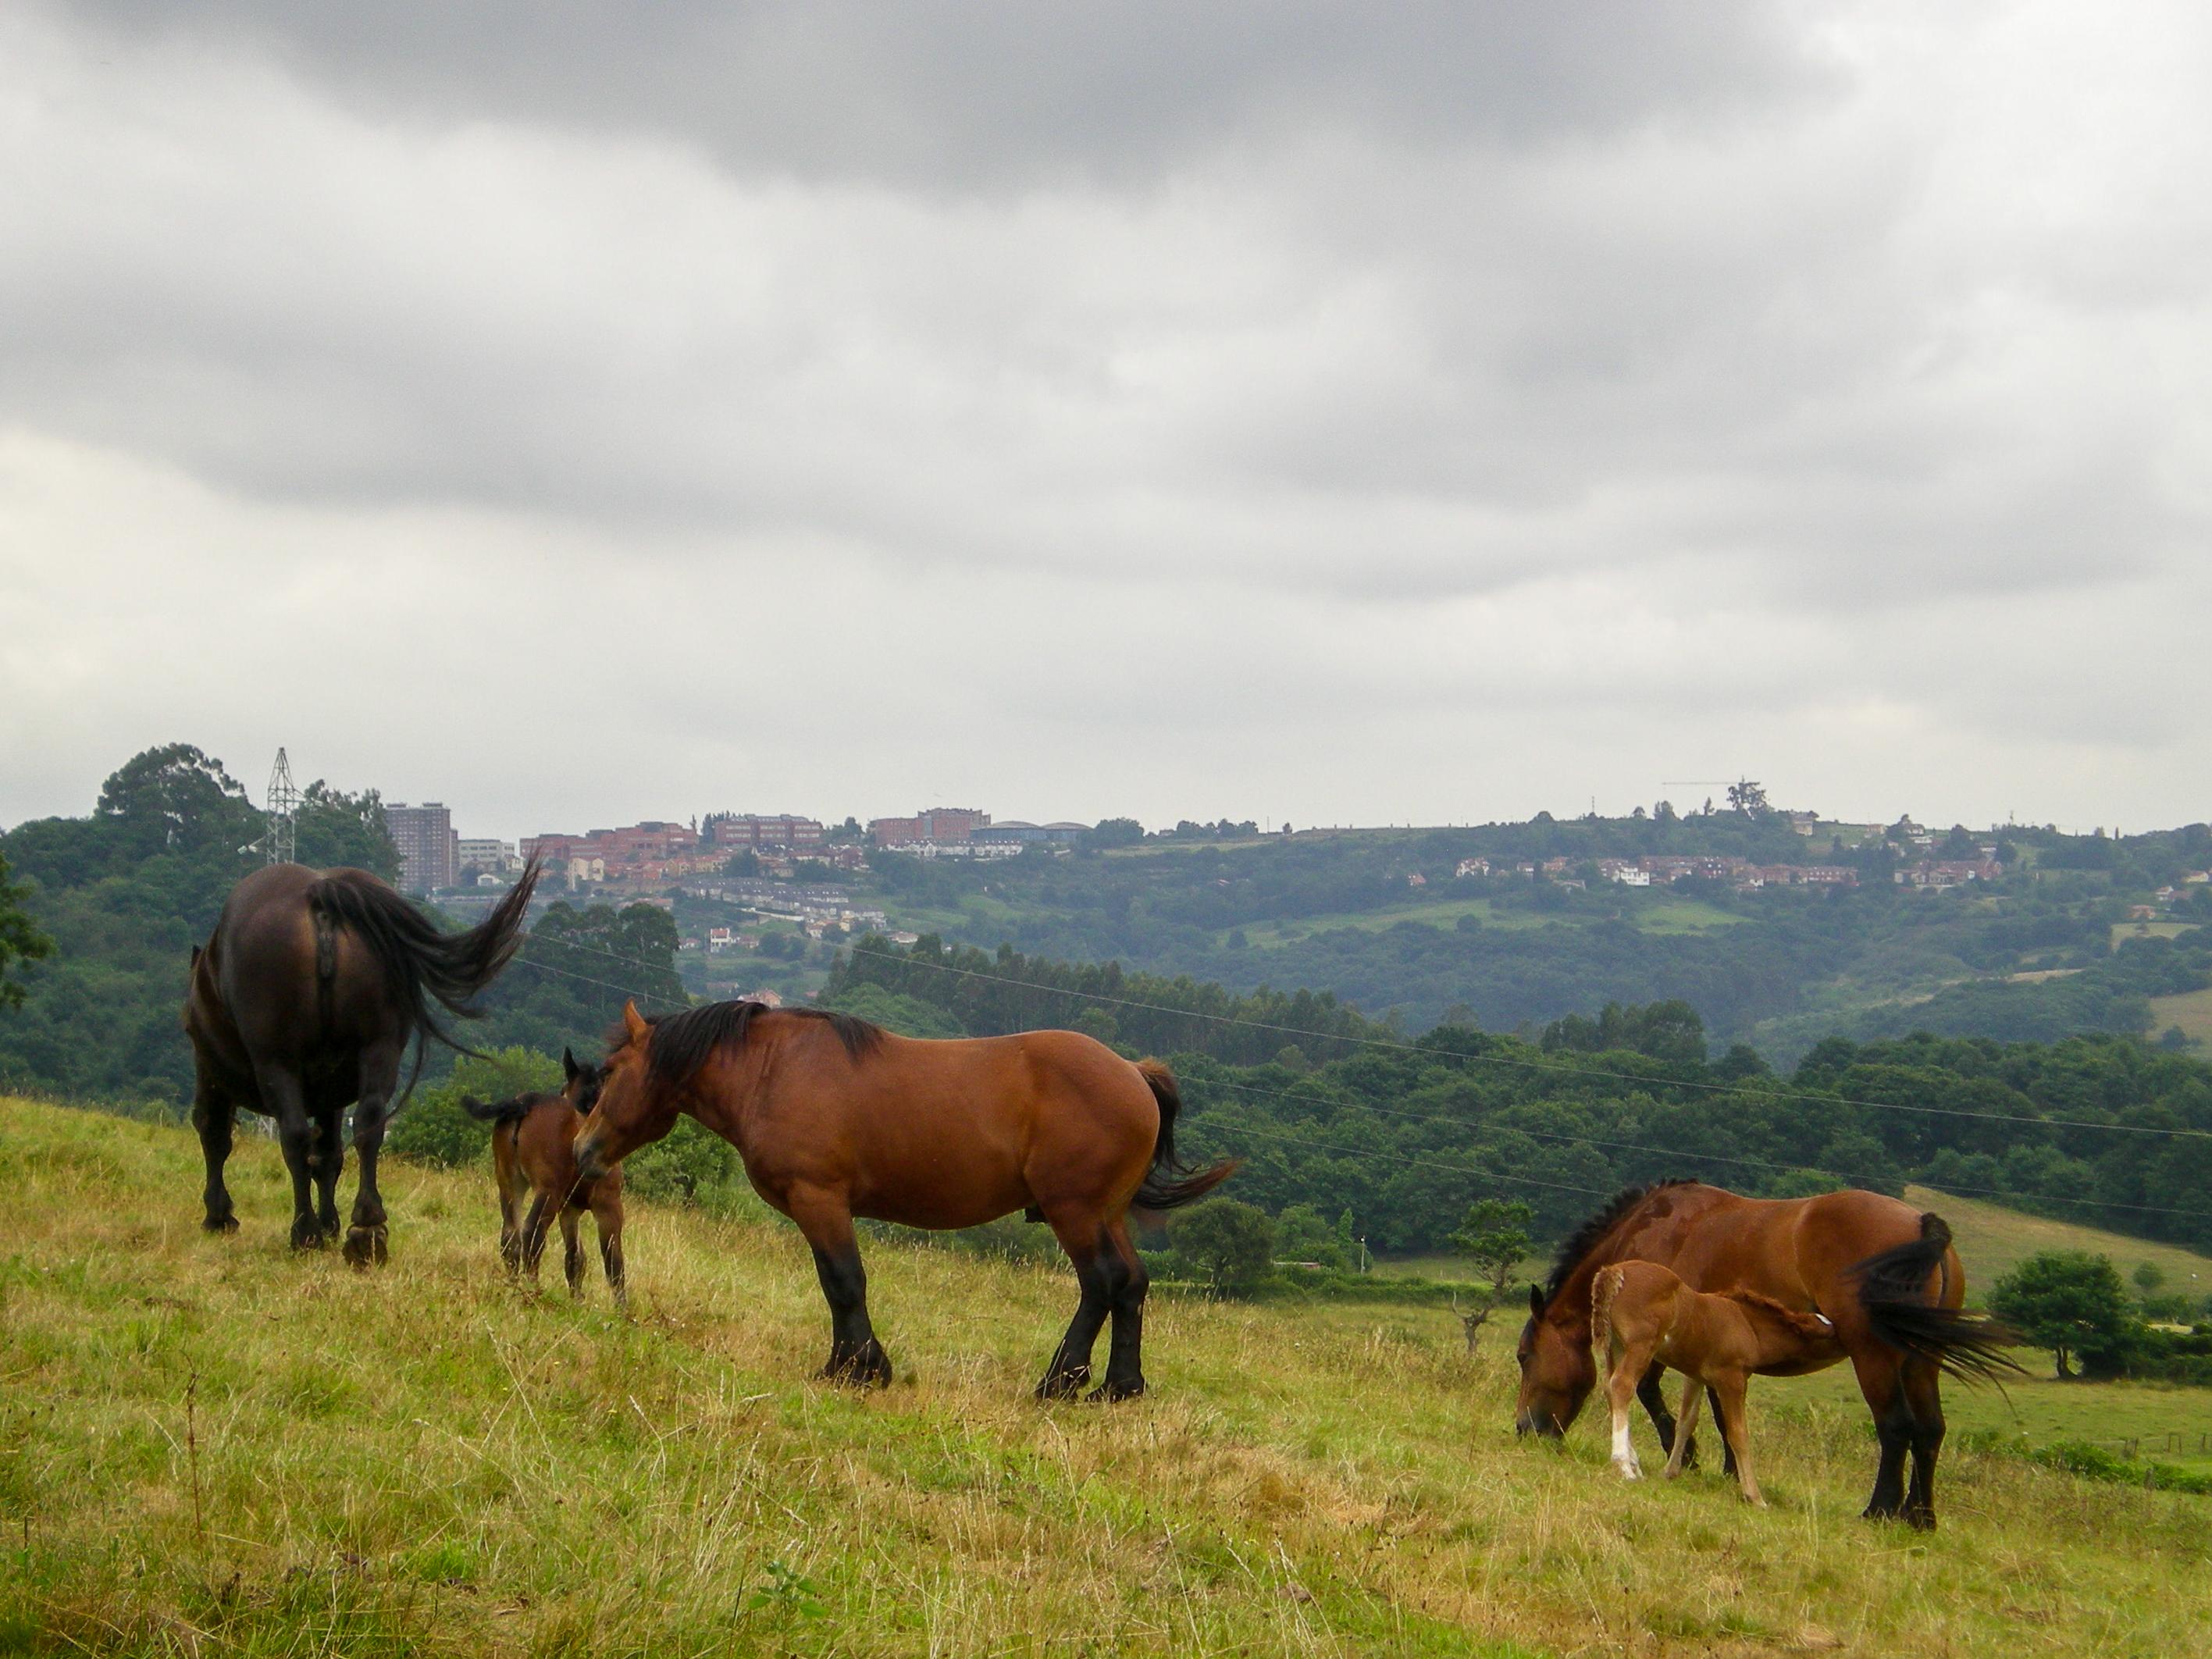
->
[1092,1218,1149,1401]
[343,1041,403,1266]
[792,1191,891,1387]
[310,1109,345,1241]
[252,1061,322,1249]
[192,1089,240,1233]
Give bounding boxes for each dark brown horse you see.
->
[572,999,1234,1397]
[463,1048,625,1303]
[184,860,539,1261]
[1513,1180,2018,1529]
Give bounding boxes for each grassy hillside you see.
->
[1906,1183,2212,1290]
[5,1099,2210,1657]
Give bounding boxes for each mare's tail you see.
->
[1131,1058,1239,1211]
[462,1094,531,1126]
[1851,1212,2025,1387]
[306,857,542,1057]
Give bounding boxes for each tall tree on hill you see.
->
[0,849,55,1009]
[1988,1251,2135,1379]
[293,780,401,880]
[1450,1198,1535,1295]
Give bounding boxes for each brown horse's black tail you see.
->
[1131,1058,1239,1211]
[1851,1212,2025,1387]
[305,857,542,1059]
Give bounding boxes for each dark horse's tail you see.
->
[305,857,542,1059]
[1131,1058,1239,1211]
[1851,1212,2024,1387]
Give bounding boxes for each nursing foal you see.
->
[464,1049,624,1303]
[1592,1258,1842,1504]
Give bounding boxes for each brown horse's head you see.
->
[1514,1281,1595,1437]
[571,1002,675,1179]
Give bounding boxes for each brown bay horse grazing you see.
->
[573,999,1236,1397]
[1592,1258,1845,1504]
[184,860,540,1261]
[463,1048,625,1303]
[1515,1180,2019,1529]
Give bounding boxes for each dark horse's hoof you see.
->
[203,1212,240,1234]
[290,1217,329,1250]
[1035,1366,1092,1401]
[1085,1376,1145,1403]
[343,1225,390,1267]
[821,1342,892,1388]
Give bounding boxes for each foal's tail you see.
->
[306,856,543,1057]
[462,1094,531,1126]
[1851,1212,2025,1387]
[1589,1263,1626,1375]
[1131,1058,1240,1211]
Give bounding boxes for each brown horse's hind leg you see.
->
[192,1091,240,1233]
[1037,1216,1115,1401]
[1900,1358,1945,1529]
[1849,1344,1915,1522]
[791,1191,891,1387]
[1092,1218,1149,1401]
[343,1041,402,1266]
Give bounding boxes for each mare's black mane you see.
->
[612,999,884,1089]
[1540,1178,1699,1307]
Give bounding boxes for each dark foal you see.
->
[465,1050,624,1303]
[185,860,538,1262]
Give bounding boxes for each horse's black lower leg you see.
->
[1900,1360,1946,1530]
[599,1223,626,1307]
[561,1210,585,1295]
[1638,1365,1689,1466]
[1037,1232,1113,1400]
[1710,1385,1739,1476]
[256,1064,321,1250]
[192,1091,239,1233]
[810,1239,891,1387]
[1093,1233,1149,1401]
[1856,1355,1916,1522]
[518,1192,550,1286]
[344,1042,401,1267]
[311,1110,344,1241]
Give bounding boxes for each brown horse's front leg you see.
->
[1637,1364,1689,1465]
[793,1191,891,1387]
[192,1088,240,1234]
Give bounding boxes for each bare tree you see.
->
[1451,1288,1491,1356]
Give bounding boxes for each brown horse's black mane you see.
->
[1541,1178,1699,1306]
[614,999,885,1089]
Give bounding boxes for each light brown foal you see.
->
[464,1052,624,1303]
[1592,1258,1842,1504]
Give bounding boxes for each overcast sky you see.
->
[3,1,2207,842]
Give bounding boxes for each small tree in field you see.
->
[1989,1251,2135,1379]
[1170,1199,1276,1299]
[1451,1198,1535,1295]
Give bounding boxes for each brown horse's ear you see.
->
[562,1045,579,1083]
[622,1000,650,1045]
[1528,1283,1545,1316]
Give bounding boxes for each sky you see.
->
[3,1,2207,843]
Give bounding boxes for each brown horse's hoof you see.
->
[1086,1376,1145,1403]
[203,1212,240,1234]
[343,1225,389,1267]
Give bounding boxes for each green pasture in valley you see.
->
[3,1098,2208,1657]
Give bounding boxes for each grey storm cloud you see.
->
[2,0,2208,837]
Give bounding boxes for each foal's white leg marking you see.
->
[1611,1394,1643,1479]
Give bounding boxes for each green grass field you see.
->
[2148,985,2212,1050]
[4,1098,2209,1656]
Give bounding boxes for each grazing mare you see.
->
[573,999,1236,1397]
[463,1048,625,1303]
[1514,1180,2019,1529]
[1592,1258,1846,1504]
[184,860,539,1262]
